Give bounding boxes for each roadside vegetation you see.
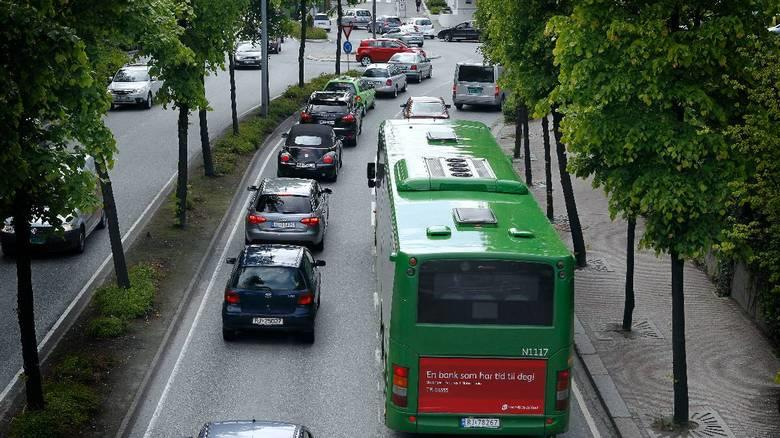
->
[290,21,328,40]
[425,0,448,15]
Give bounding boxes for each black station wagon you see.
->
[222,244,325,343]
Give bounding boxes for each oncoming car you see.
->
[222,245,325,343]
[400,96,451,119]
[245,178,331,250]
[234,41,263,68]
[277,124,343,182]
[107,64,162,110]
[313,13,331,32]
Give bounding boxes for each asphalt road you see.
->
[126,16,615,438]
[0,35,356,400]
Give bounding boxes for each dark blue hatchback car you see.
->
[222,245,325,343]
[197,420,315,438]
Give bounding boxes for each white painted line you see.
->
[0,171,177,405]
[573,378,601,438]
[143,141,280,437]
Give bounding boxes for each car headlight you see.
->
[2,224,13,233]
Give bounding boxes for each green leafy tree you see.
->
[475,0,587,267]
[550,0,775,425]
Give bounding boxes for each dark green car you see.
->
[324,76,376,115]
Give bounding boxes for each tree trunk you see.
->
[552,108,587,267]
[12,192,45,410]
[513,101,522,159]
[671,251,689,425]
[199,75,214,177]
[229,51,239,136]
[335,0,343,74]
[176,104,189,228]
[542,114,553,221]
[95,160,130,289]
[622,217,636,330]
[522,104,532,186]
[298,0,307,87]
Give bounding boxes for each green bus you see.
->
[367,119,575,436]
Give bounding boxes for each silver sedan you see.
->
[388,52,433,83]
[361,64,408,97]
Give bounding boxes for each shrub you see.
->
[289,22,327,40]
[93,264,158,321]
[10,382,99,438]
[87,316,127,339]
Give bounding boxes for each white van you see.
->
[407,17,435,39]
[452,63,506,111]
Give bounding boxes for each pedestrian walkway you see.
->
[491,117,780,437]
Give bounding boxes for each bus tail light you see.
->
[224,289,240,305]
[391,364,408,407]
[556,369,570,411]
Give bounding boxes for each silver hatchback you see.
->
[245,178,331,251]
[388,52,432,82]
[361,63,408,96]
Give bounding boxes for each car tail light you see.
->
[410,64,417,71]
[280,152,291,162]
[247,214,267,224]
[224,289,240,305]
[495,85,501,96]
[342,113,356,123]
[385,79,392,86]
[556,369,571,411]
[355,95,362,102]
[322,154,334,164]
[300,111,312,122]
[300,217,320,226]
[452,83,457,94]
[297,292,314,305]
[391,364,409,407]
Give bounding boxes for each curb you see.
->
[116,106,300,437]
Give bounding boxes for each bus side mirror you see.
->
[367,162,376,179]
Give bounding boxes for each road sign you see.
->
[342,24,353,40]
[343,40,353,54]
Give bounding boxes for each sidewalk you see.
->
[491,117,780,437]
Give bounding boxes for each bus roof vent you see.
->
[426,225,452,237]
[424,157,496,179]
[453,207,497,225]
[426,127,458,141]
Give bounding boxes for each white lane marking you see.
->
[0,171,177,405]
[373,291,379,310]
[143,141,280,437]
[572,378,601,438]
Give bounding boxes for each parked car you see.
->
[313,13,331,32]
[107,64,162,109]
[197,420,316,438]
[234,41,263,68]
[245,178,331,250]
[356,38,415,66]
[361,63,407,97]
[300,91,363,146]
[1,156,106,256]
[452,62,506,110]
[769,24,780,34]
[437,20,481,42]
[382,28,424,47]
[368,15,402,34]
[268,36,282,53]
[323,76,376,115]
[342,8,372,29]
[400,96,451,119]
[277,124,343,182]
[222,244,325,343]
[388,52,432,82]
[407,16,435,39]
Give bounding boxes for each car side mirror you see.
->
[226,257,237,264]
[314,260,326,267]
[368,179,376,188]
[445,104,452,108]
[400,103,407,108]
[321,188,333,194]
[247,185,259,191]
[281,132,289,138]
[367,162,376,180]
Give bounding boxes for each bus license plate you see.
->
[252,317,283,326]
[461,418,500,429]
[272,221,296,228]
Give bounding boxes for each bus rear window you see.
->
[417,260,554,326]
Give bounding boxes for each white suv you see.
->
[407,17,435,39]
[108,65,162,110]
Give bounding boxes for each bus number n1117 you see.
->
[521,348,549,357]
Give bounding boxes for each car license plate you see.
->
[272,221,296,228]
[461,418,500,429]
[252,317,283,326]
[468,87,483,95]
[115,96,131,102]
[296,163,315,169]
[318,120,335,125]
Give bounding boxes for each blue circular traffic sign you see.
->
[343,40,353,54]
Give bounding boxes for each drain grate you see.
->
[604,319,664,340]
[584,257,614,272]
[648,407,735,437]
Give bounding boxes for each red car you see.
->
[357,38,415,66]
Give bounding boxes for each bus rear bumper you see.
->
[386,405,569,435]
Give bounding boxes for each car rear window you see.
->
[309,102,348,113]
[363,68,389,78]
[235,266,305,290]
[415,19,432,25]
[291,135,323,146]
[114,69,150,82]
[410,101,445,115]
[391,53,417,62]
[387,17,401,24]
[314,14,328,20]
[256,194,311,214]
[325,82,357,93]
[417,260,554,326]
[457,65,495,83]
[357,10,371,16]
